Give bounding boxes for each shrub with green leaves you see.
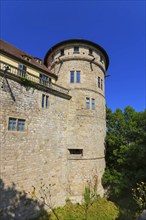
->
[132,182,146,211]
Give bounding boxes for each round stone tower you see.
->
[44,39,109,203]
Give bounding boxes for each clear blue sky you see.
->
[1,0,145,112]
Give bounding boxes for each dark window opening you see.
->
[46,95,49,108]
[69,149,83,155]
[101,79,103,90]
[60,49,64,56]
[74,46,79,54]
[98,77,100,88]
[89,48,93,55]
[42,94,45,108]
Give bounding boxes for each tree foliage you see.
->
[103,106,146,198]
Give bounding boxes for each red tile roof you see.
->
[0,39,57,78]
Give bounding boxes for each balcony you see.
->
[0,60,71,99]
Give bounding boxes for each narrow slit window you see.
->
[76,71,80,83]
[42,94,45,108]
[70,71,74,83]
[86,97,90,109]
[92,98,95,110]
[46,95,49,108]
[98,77,100,88]
[101,79,103,90]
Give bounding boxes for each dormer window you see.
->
[60,49,64,56]
[34,57,42,64]
[74,46,79,54]
[22,55,31,62]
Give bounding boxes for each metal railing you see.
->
[0,60,69,95]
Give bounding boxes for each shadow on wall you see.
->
[0,178,49,220]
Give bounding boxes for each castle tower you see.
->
[44,39,109,202]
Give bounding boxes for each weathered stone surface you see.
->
[0,39,108,219]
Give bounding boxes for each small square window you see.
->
[8,118,17,131]
[18,119,25,131]
[74,46,79,54]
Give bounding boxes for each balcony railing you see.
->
[0,60,70,96]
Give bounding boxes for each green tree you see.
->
[103,106,146,198]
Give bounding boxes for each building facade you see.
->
[0,39,109,219]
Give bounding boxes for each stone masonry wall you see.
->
[46,43,106,203]
[0,76,69,219]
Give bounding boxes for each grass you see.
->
[31,197,119,220]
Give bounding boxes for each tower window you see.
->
[74,46,79,54]
[92,98,95,110]
[70,71,81,83]
[86,97,90,109]
[100,55,103,63]
[68,149,83,156]
[76,71,80,83]
[98,77,101,88]
[101,79,103,90]
[70,71,74,83]
[89,48,93,55]
[60,49,64,56]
